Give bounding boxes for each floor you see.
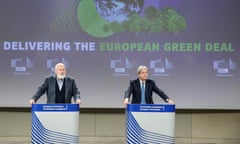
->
[0,141,124,144]
[0,137,125,144]
[0,142,124,144]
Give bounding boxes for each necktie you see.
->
[141,82,146,104]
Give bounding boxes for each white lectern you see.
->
[126,104,175,144]
[31,104,79,144]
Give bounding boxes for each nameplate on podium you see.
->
[126,104,175,144]
[31,104,79,144]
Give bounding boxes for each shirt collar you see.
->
[139,79,146,84]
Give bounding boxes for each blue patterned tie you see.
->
[141,82,146,104]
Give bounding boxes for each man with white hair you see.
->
[29,63,81,104]
[123,65,173,106]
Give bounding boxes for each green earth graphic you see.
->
[77,0,186,38]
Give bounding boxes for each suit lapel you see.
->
[51,76,56,100]
[145,80,149,97]
[135,79,141,99]
[64,78,68,100]
[136,79,141,91]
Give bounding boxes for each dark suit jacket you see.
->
[124,79,169,104]
[32,75,80,103]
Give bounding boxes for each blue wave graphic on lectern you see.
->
[31,112,79,144]
[127,112,175,144]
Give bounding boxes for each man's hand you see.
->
[123,98,129,107]
[76,99,82,105]
[29,99,35,105]
[167,99,174,104]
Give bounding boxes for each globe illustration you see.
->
[94,0,144,23]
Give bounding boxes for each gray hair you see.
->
[54,63,65,70]
[137,65,148,74]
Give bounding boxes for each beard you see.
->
[57,74,65,80]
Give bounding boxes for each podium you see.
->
[31,104,79,144]
[126,104,175,144]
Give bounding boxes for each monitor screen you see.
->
[0,0,240,109]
